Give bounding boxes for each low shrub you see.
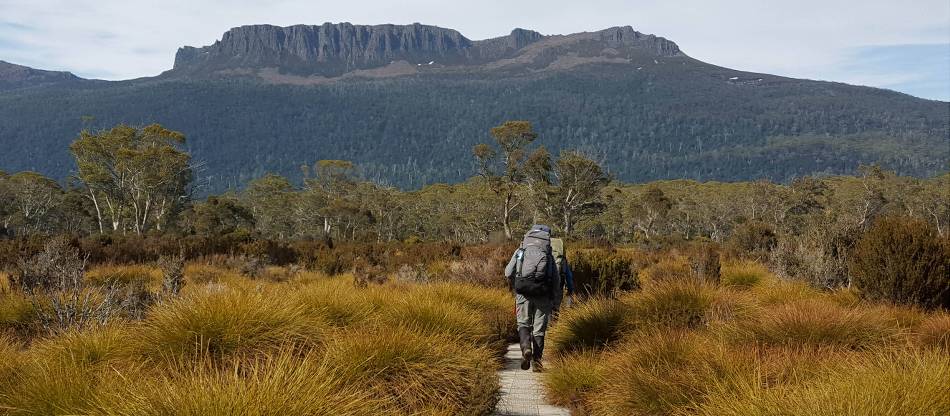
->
[850,216,950,309]
[548,298,630,355]
[770,224,858,289]
[571,249,639,296]
[687,244,721,285]
[725,221,777,261]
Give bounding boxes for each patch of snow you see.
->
[428,61,434,65]
[729,76,739,80]
[653,59,659,64]
[637,67,643,70]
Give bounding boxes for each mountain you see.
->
[0,60,84,91]
[0,23,947,192]
[168,23,680,79]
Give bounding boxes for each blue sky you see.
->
[0,0,948,100]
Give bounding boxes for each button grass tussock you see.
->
[0,263,513,415]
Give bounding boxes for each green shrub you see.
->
[850,216,950,309]
[571,249,639,296]
[725,221,777,261]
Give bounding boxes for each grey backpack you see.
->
[513,226,554,297]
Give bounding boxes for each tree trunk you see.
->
[88,189,104,234]
[563,210,573,235]
[503,193,513,240]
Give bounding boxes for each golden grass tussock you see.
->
[376,290,494,346]
[86,265,163,290]
[322,325,498,415]
[291,278,377,328]
[588,331,757,416]
[748,277,823,306]
[28,325,135,366]
[720,260,770,289]
[548,297,630,356]
[89,348,391,416]
[543,350,606,412]
[721,298,903,349]
[916,312,950,350]
[137,285,324,360]
[0,353,115,415]
[1,260,521,416]
[638,255,691,286]
[623,280,719,330]
[694,349,950,416]
[0,271,11,294]
[0,334,21,397]
[0,291,35,333]
[415,282,517,350]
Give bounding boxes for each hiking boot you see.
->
[531,335,545,372]
[518,327,533,371]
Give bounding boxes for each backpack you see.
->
[551,238,566,286]
[513,226,554,297]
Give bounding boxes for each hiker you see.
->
[550,237,576,319]
[505,224,558,372]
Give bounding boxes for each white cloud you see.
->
[0,0,947,98]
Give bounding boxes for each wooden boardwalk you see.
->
[494,344,572,416]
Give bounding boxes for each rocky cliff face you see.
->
[171,23,682,78]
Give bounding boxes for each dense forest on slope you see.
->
[1,60,947,192]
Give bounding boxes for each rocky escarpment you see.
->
[170,23,682,78]
[0,60,82,90]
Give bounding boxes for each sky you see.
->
[0,0,948,100]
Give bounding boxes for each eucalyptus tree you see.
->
[70,124,193,234]
[473,121,538,239]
